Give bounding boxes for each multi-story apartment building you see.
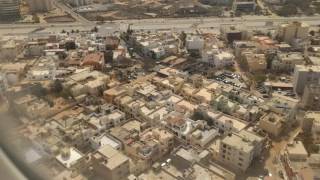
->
[232,0,256,12]
[301,84,320,110]
[219,130,264,171]
[293,65,320,94]
[0,0,20,20]
[271,52,305,73]
[92,145,130,180]
[277,22,309,44]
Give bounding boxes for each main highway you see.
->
[0,14,319,36]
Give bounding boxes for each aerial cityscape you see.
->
[0,0,320,180]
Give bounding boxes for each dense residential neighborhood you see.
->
[0,0,320,180]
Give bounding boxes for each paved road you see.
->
[0,15,319,35]
[52,0,92,24]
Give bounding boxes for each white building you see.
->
[26,56,57,81]
[150,47,166,59]
[24,42,46,57]
[213,51,234,68]
[293,65,320,94]
[89,133,122,150]
[202,108,248,133]
[163,113,206,140]
[186,36,204,51]
[104,110,126,127]
[55,147,84,169]
[219,130,264,171]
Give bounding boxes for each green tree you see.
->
[32,14,40,23]
[268,74,277,81]
[278,4,298,16]
[91,26,98,33]
[226,65,236,72]
[50,79,63,93]
[60,87,73,99]
[179,31,187,47]
[96,16,104,23]
[310,30,315,36]
[254,74,267,84]
[31,83,48,97]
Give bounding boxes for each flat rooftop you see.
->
[287,141,308,157]
[55,147,83,169]
[295,65,320,72]
[138,169,177,180]
[218,114,248,132]
[305,111,320,120]
[121,120,142,132]
[192,164,224,180]
[222,131,261,153]
[97,144,129,170]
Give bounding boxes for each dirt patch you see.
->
[44,15,75,23]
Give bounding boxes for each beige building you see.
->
[312,117,320,144]
[92,144,130,180]
[219,130,264,171]
[287,141,308,161]
[110,123,174,173]
[104,85,127,103]
[241,52,267,73]
[259,112,283,137]
[303,112,320,144]
[0,40,20,61]
[293,65,320,94]
[278,22,310,44]
[64,69,110,97]
[12,94,50,119]
[271,52,305,73]
[302,111,320,145]
[0,62,27,85]
[301,84,320,110]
